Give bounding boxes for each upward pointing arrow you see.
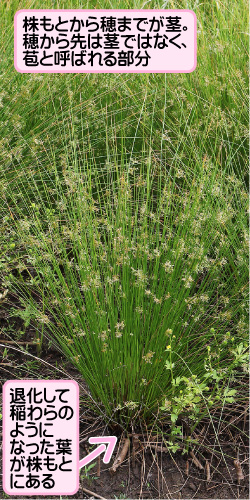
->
[79,436,117,469]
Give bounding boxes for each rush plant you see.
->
[1,144,248,431]
[0,0,248,438]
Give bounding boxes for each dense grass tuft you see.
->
[0,0,248,438]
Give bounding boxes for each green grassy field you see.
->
[0,0,248,445]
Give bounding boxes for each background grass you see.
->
[0,0,248,439]
[0,0,248,179]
